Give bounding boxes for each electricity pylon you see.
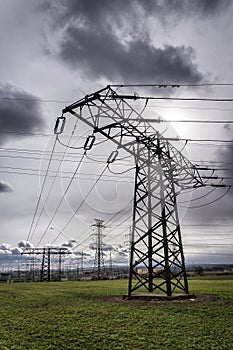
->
[22,247,71,282]
[92,219,106,279]
[61,86,205,297]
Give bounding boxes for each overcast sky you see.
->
[0,0,233,266]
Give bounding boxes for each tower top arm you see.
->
[62,86,204,190]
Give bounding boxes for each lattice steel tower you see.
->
[92,219,106,279]
[22,247,71,282]
[60,86,205,297]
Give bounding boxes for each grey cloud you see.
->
[184,189,233,224]
[42,0,206,84]
[60,25,203,83]
[218,124,233,180]
[140,0,232,18]
[184,0,232,17]
[17,240,33,249]
[41,0,133,24]
[0,241,32,255]
[0,244,21,255]
[44,0,232,23]
[0,83,45,145]
[62,239,77,248]
[11,247,22,255]
[0,243,11,252]
[0,180,13,193]
[186,125,233,224]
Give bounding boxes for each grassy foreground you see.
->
[0,277,232,350]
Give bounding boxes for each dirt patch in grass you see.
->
[102,294,220,307]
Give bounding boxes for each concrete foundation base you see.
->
[122,293,196,301]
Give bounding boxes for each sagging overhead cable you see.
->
[54,116,66,134]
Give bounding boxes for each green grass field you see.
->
[0,277,232,350]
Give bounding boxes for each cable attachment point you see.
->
[84,135,95,150]
[107,150,118,163]
[54,116,66,134]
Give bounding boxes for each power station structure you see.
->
[56,85,227,297]
[22,247,71,282]
[92,219,106,279]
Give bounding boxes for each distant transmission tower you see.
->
[80,251,84,277]
[92,219,106,279]
[22,247,71,282]
[124,226,132,274]
[108,252,113,278]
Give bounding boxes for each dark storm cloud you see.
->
[140,0,232,18]
[62,239,76,248]
[187,123,233,223]
[44,0,232,23]
[0,83,45,145]
[41,0,216,84]
[59,27,202,83]
[216,139,233,219]
[0,180,12,193]
[218,124,233,179]
[17,240,33,249]
[218,147,233,177]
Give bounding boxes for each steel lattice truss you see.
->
[128,141,189,295]
[92,219,106,279]
[62,86,205,296]
[22,247,71,282]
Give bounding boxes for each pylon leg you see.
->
[128,141,189,296]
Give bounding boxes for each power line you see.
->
[3,169,233,188]
[105,227,130,245]
[184,252,233,257]
[57,134,85,150]
[182,223,233,227]
[148,104,233,111]
[106,212,133,237]
[36,151,87,247]
[3,134,233,150]
[183,244,233,247]
[186,143,233,148]
[196,166,233,172]
[0,165,134,180]
[178,187,217,204]
[0,153,133,166]
[192,160,233,165]
[0,97,72,103]
[111,83,233,88]
[169,138,233,143]
[50,164,109,245]
[0,82,232,104]
[0,146,131,160]
[26,136,58,246]
[0,131,106,141]
[0,170,135,184]
[0,154,98,163]
[31,119,80,241]
[165,120,233,124]
[110,94,233,102]
[80,113,233,124]
[3,164,233,184]
[116,118,233,124]
[0,131,56,137]
[105,199,134,228]
[182,187,231,209]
